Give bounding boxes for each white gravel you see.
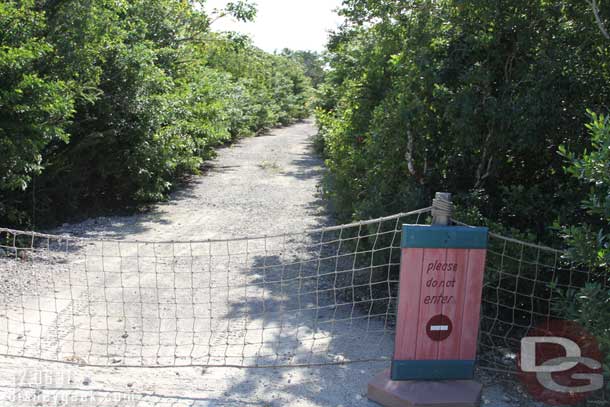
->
[0,119,543,406]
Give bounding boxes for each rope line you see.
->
[0,209,603,381]
[0,207,433,245]
[0,210,428,368]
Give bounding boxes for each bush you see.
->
[316,0,610,236]
[555,111,610,391]
[0,1,75,225]
[0,0,313,228]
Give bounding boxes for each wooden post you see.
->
[431,192,452,226]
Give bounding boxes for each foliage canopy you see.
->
[0,0,312,227]
[316,0,610,238]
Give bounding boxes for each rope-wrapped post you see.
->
[368,192,488,407]
[431,192,453,226]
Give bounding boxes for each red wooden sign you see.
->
[392,225,488,381]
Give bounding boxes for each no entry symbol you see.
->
[426,314,452,341]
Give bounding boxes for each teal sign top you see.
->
[401,225,488,249]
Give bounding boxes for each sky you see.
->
[204,0,344,53]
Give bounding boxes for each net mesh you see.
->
[473,230,608,374]
[0,209,607,403]
[0,208,430,368]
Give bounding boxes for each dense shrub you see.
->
[554,111,610,388]
[0,0,312,228]
[0,1,75,225]
[316,0,610,235]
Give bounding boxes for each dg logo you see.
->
[517,320,604,406]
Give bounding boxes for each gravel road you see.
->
[0,119,541,406]
[0,120,397,407]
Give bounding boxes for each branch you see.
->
[474,132,493,190]
[405,129,425,185]
[587,0,610,40]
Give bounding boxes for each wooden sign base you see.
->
[368,369,482,407]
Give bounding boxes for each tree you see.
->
[0,0,313,228]
[282,50,326,88]
[0,0,74,225]
[316,0,610,233]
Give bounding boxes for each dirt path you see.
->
[0,120,531,407]
[53,119,331,242]
[0,120,398,407]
